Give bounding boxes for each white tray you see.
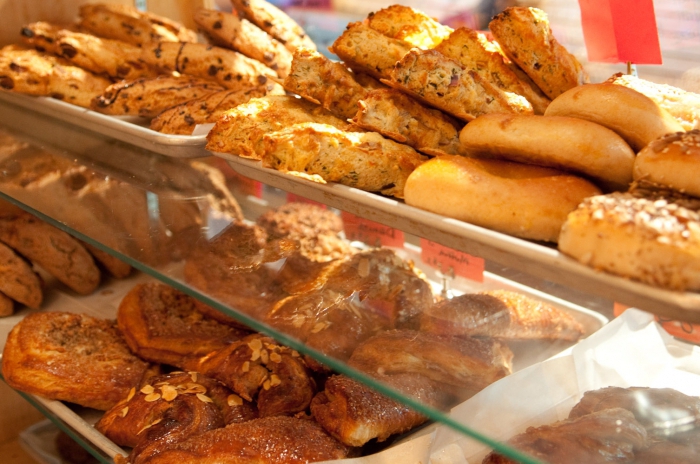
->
[216,152,700,323]
[0,90,209,158]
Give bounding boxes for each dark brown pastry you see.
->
[420,289,585,342]
[1,311,151,410]
[0,212,100,295]
[126,416,349,464]
[181,333,316,418]
[117,283,251,366]
[0,240,42,308]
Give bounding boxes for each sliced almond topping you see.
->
[189,372,198,383]
[269,352,282,363]
[151,418,162,426]
[260,349,269,364]
[140,385,155,395]
[357,258,370,277]
[144,393,161,402]
[197,393,213,403]
[227,394,243,407]
[263,379,271,390]
[126,387,136,401]
[137,424,152,435]
[250,349,261,362]
[242,361,250,373]
[269,374,281,387]
[248,338,263,352]
[161,385,178,401]
[311,322,327,333]
[120,407,129,417]
[185,383,207,394]
[291,350,300,358]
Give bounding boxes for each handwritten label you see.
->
[614,303,700,344]
[286,193,326,209]
[420,238,485,283]
[341,211,404,248]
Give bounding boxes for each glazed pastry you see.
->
[0,212,100,295]
[117,283,251,366]
[2,312,151,410]
[0,240,42,308]
[420,289,585,342]
[181,333,316,417]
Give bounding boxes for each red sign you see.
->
[341,212,404,248]
[420,238,485,283]
[578,0,662,64]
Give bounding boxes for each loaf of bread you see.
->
[634,130,700,198]
[404,155,601,242]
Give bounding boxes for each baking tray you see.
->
[0,90,209,158]
[215,152,700,323]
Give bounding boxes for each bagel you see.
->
[459,113,636,190]
[544,83,684,152]
[403,155,601,242]
[634,130,700,197]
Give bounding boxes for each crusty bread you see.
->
[384,48,533,122]
[404,155,601,242]
[261,122,427,199]
[489,7,588,99]
[544,83,684,152]
[608,72,700,131]
[329,22,412,80]
[434,27,551,114]
[367,4,452,49]
[459,113,636,190]
[353,88,468,156]
[558,189,700,291]
[634,130,700,197]
[194,8,293,78]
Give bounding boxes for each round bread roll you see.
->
[404,155,602,242]
[544,83,684,152]
[634,130,700,197]
[558,191,700,291]
[459,113,635,190]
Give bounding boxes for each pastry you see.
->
[366,4,452,49]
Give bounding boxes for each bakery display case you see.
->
[1,1,700,464]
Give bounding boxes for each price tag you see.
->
[286,193,326,209]
[341,211,404,248]
[614,303,700,344]
[419,238,485,283]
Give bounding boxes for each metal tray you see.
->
[0,90,209,158]
[216,152,700,323]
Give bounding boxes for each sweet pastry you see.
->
[0,240,42,308]
[420,290,585,341]
[117,282,251,366]
[2,311,151,410]
[0,212,100,295]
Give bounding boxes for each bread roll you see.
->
[404,155,601,242]
[544,83,684,152]
[558,190,700,291]
[459,113,636,190]
[634,130,700,197]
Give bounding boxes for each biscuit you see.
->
[367,4,452,49]
[0,240,42,308]
[231,0,317,52]
[81,241,132,279]
[0,292,13,317]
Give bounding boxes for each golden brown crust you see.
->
[489,7,588,100]
[283,48,378,120]
[78,3,197,46]
[117,283,251,366]
[0,46,110,108]
[139,42,277,91]
[91,75,225,119]
[367,4,452,49]
[20,22,158,81]
[458,113,636,190]
[0,213,100,295]
[329,22,412,81]
[231,0,317,53]
[0,240,42,308]
[634,130,700,197]
[384,49,533,122]
[434,27,551,114]
[205,95,356,159]
[150,87,268,135]
[261,122,427,198]
[353,88,467,156]
[404,155,601,242]
[1,311,150,410]
[132,416,349,464]
[194,9,293,78]
[420,290,584,341]
[544,83,684,152]
[558,190,700,291]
